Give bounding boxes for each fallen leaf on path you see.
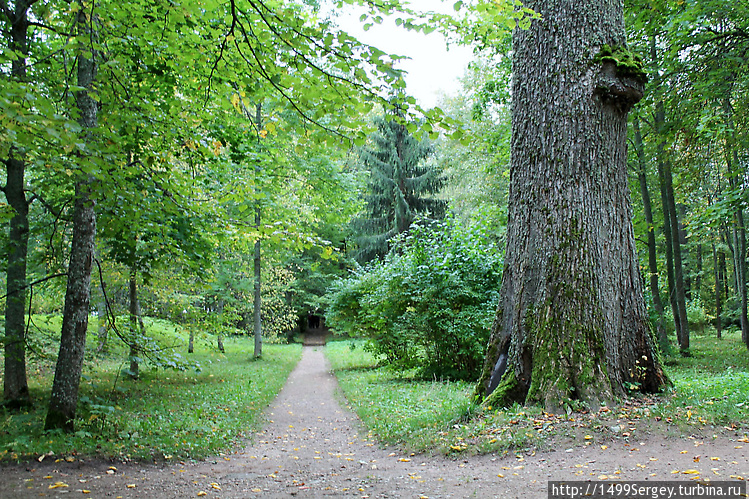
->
[197,492,207,497]
[49,482,68,489]
[682,469,700,474]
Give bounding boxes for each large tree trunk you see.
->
[475,0,668,412]
[2,0,34,408]
[45,2,98,432]
[633,116,670,355]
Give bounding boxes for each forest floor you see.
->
[1,330,747,498]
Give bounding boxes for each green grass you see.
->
[654,329,749,427]
[326,332,749,456]
[1,316,302,463]
[326,340,477,453]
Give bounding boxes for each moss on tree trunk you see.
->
[475,0,668,412]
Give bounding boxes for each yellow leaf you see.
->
[398,458,411,462]
[230,93,241,112]
[682,469,700,474]
[210,483,221,490]
[584,435,593,440]
[82,490,90,494]
[197,492,207,497]
[601,445,608,450]
[127,484,136,488]
[49,482,68,489]
[710,456,720,461]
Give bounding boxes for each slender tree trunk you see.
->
[712,242,723,339]
[45,2,98,432]
[678,204,691,300]
[633,116,670,355]
[128,269,140,379]
[95,246,108,353]
[216,299,225,353]
[724,98,749,349]
[655,99,689,353]
[188,329,195,354]
[660,176,679,333]
[253,104,263,358]
[694,242,702,299]
[96,288,108,353]
[3,152,31,407]
[2,0,34,408]
[253,226,262,358]
[475,0,668,412]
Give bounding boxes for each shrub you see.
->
[326,217,502,380]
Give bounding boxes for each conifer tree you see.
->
[353,115,446,262]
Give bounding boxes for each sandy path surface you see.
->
[2,343,747,498]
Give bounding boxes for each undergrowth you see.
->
[0,316,302,463]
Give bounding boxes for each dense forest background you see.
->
[1,0,748,429]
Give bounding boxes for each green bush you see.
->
[326,217,502,380]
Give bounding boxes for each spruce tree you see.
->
[353,115,446,262]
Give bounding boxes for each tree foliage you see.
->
[327,217,502,380]
[352,113,446,262]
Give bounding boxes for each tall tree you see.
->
[632,114,670,355]
[45,0,99,431]
[353,113,446,262]
[1,0,34,408]
[475,0,668,411]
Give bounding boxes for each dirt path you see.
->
[2,342,747,498]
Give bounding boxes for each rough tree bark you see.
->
[2,0,34,408]
[475,0,668,412]
[45,1,98,431]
